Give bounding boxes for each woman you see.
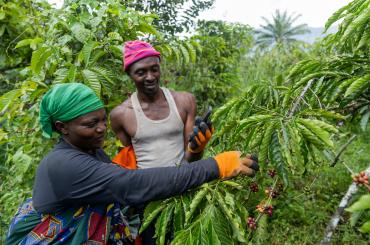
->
[6,83,258,244]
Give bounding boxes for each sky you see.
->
[198,0,351,28]
[48,0,351,28]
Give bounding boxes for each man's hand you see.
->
[187,108,214,153]
[214,152,259,179]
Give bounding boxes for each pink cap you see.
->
[123,40,161,71]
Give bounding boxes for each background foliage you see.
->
[0,0,369,243]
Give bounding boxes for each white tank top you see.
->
[131,87,185,169]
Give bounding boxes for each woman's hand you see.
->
[214,151,259,179]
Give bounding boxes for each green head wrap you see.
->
[39,83,104,138]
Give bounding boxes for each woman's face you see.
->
[57,108,107,151]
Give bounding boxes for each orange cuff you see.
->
[112,146,137,169]
[214,151,240,178]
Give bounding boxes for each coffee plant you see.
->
[140,0,370,243]
[140,170,283,244]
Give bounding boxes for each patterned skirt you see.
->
[5,198,140,245]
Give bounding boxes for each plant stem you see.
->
[287,79,315,118]
[320,166,370,245]
[331,135,357,167]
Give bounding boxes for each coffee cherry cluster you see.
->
[265,187,279,198]
[250,182,259,192]
[263,205,274,217]
[352,171,369,186]
[267,169,276,178]
[256,204,274,217]
[247,217,257,230]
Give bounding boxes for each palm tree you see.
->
[255,10,310,48]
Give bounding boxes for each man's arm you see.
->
[182,93,204,162]
[110,105,132,146]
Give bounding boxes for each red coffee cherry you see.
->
[267,169,276,178]
[247,217,257,230]
[250,182,259,192]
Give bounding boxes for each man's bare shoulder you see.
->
[170,90,196,106]
[110,98,133,121]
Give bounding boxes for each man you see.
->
[110,40,213,169]
[110,41,215,244]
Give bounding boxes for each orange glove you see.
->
[188,120,215,153]
[214,151,259,179]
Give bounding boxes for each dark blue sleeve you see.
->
[47,150,219,208]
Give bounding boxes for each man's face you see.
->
[128,56,161,97]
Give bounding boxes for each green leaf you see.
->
[90,66,115,86]
[324,2,350,31]
[172,47,181,65]
[271,131,289,186]
[15,39,33,49]
[30,38,43,50]
[53,68,69,83]
[82,69,101,96]
[107,32,123,41]
[349,211,363,227]
[341,8,370,42]
[297,118,334,148]
[190,40,202,53]
[279,125,294,170]
[359,220,370,233]
[299,109,345,120]
[137,22,157,35]
[30,47,53,74]
[344,74,370,97]
[356,27,370,50]
[297,124,325,150]
[346,195,370,212]
[236,114,274,136]
[58,35,73,46]
[71,22,91,43]
[286,123,303,166]
[259,122,276,164]
[67,65,77,82]
[0,89,22,114]
[360,111,370,131]
[221,180,242,189]
[12,148,32,176]
[216,192,246,243]
[207,220,221,245]
[0,10,5,20]
[185,185,208,224]
[304,119,338,133]
[155,203,175,245]
[157,44,172,57]
[184,41,197,63]
[173,199,185,232]
[140,200,166,233]
[0,25,5,36]
[211,205,234,244]
[80,41,98,67]
[178,43,189,64]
